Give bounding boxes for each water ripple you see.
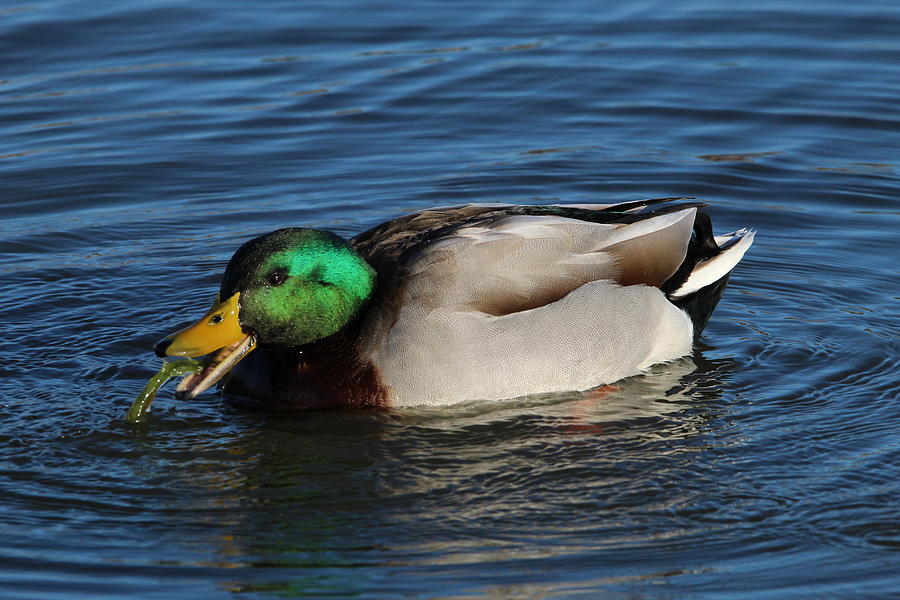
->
[2,0,899,598]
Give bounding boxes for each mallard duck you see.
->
[154,199,754,409]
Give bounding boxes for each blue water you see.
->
[2,1,899,598]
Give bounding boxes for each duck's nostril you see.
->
[153,338,173,358]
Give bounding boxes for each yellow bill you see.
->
[154,292,257,399]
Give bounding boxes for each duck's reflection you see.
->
[158,351,737,597]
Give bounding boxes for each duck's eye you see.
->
[267,271,287,287]
[209,313,224,325]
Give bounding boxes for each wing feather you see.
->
[351,200,752,406]
[399,208,697,317]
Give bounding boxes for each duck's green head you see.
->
[153,228,376,397]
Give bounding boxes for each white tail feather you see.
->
[671,229,755,298]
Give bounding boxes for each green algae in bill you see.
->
[127,359,203,423]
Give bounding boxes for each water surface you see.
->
[1,1,899,598]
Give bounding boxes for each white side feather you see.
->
[370,281,694,407]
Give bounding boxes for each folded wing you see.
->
[362,202,713,405]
